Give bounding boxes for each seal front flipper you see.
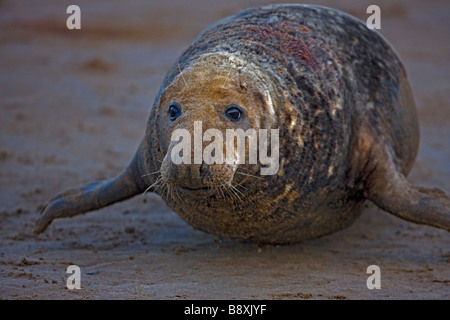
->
[356,127,450,232]
[34,143,148,234]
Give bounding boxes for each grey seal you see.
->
[34,4,449,243]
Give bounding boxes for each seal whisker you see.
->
[228,172,248,200]
[177,63,188,86]
[141,171,161,178]
[167,183,183,204]
[211,183,222,200]
[222,68,233,88]
[220,178,244,203]
[235,171,265,180]
[227,184,244,203]
[214,178,227,199]
[174,187,184,204]
[162,181,170,200]
[219,178,236,201]
[143,176,163,196]
[229,182,245,198]
[233,181,248,190]
[224,174,245,199]
[153,180,164,193]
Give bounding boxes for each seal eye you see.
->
[225,105,243,121]
[168,102,182,121]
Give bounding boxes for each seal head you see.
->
[156,52,279,192]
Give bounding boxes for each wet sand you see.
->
[0,0,449,299]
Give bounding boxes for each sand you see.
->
[0,0,448,299]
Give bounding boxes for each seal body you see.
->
[147,4,418,242]
[35,4,449,244]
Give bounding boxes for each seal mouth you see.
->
[180,186,210,191]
